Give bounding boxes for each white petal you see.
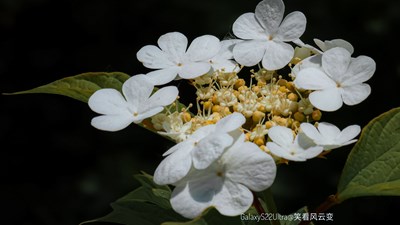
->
[190,124,216,141]
[296,132,318,149]
[317,122,341,139]
[163,141,192,156]
[335,125,361,145]
[232,13,266,40]
[218,39,243,60]
[297,145,323,160]
[255,0,284,34]
[170,184,211,219]
[178,62,211,79]
[291,54,322,78]
[136,45,174,69]
[324,39,354,54]
[267,142,302,161]
[267,126,294,147]
[122,75,153,108]
[309,88,343,111]
[213,180,253,216]
[192,133,233,169]
[294,67,336,90]
[314,38,328,52]
[134,107,164,124]
[88,89,129,115]
[322,47,351,80]
[340,83,371,106]
[300,123,324,143]
[157,32,188,61]
[143,86,178,111]
[233,40,267,67]
[146,68,179,86]
[276,11,306,41]
[215,112,246,133]
[262,41,294,70]
[153,146,193,185]
[210,59,239,73]
[225,142,276,191]
[342,55,376,85]
[91,114,133,132]
[186,35,220,62]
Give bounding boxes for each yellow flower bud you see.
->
[181,112,192,123]
[287,92,298,102]
[252,111,265,124]
[294,111,306,122]
[234,79,246,90]
[254,136,265,146]
[312,109,322,121]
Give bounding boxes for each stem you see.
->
[298,194,339,225]
[261,188,281,225]
[252,192,265,215]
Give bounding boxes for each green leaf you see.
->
[337,107,400,201]
[6,71,130,103]
[80,173,185,225]
[81,201,185,225]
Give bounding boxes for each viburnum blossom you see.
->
[81,0,377,221]
[88,75,178,131]
[232,0,306,70]
[301,122,361,150]
[294,47,376,111]
[170,134,276,218]
[154,112,246,185]
[266,126,323,161]
[137,32,220,85]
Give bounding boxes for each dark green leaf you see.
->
[6,71,130,103]
[337,107,400,201]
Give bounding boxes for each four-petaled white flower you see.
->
[300,122,361,150]
[232,0,306,70]
[293,47,376,111]
[266,126,323,161]
[170,134,276,219]
[154,113,246,185]
[137,32,220,85]
[88,75,178,131]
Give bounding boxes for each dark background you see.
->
[1,0,400,224]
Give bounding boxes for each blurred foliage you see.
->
[1,0,400,225]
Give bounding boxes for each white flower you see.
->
[232,0,306,70]
[293,47,376,111]
[170,134,276,218]
[154,113,246,185]
[266,126,323,161]
[209,39,242,73]
[137,32,220,85]
[88,75,178,131]
[300,122,361,150]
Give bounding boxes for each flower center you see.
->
[177,63,183,67]
[133,112,138,117]
[216,171,224,177]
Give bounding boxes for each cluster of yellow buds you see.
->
[150,59,323,149]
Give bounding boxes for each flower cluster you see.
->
[88,0,374,219]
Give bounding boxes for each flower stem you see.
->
[298,194,339,225]
[261,188,281,225]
